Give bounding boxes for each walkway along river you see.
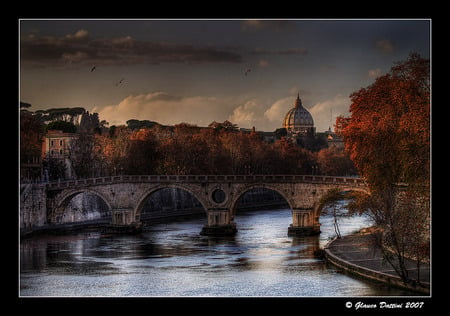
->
[20,207,419,297]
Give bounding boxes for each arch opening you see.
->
[231,187,291,217]
[56,191,111,224]
[316,188,371,239]
[137,187,206,224]
[314,188,371,218]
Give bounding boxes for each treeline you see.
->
[86,122,355,177]
[20,104,356,179]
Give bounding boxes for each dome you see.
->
[283,94,315,135]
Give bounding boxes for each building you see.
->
[324,127,345,150]
[283,94,316,138]
[41,130,78,179]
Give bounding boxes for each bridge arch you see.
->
[134,184,209,219]
[313,187,371,218]
[52,188,113,224]
[229,184,295,217]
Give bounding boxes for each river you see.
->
[20,208,414,297]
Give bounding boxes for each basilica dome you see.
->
[283,94,315,136]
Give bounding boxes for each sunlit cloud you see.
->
[309,94,351,131]
[228,99,263,128]
[264,97,292,123]
[93,92,235,127]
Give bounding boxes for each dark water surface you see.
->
[20,208,414,297]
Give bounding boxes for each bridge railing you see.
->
[46,174,366,189]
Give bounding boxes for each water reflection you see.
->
[20,208,413,296]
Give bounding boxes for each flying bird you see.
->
[244,68,251,76]
[90,66,97,72]
[115,78,125,86]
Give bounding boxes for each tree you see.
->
[69,132,95,178]
[337,53,430,285]
[38,107,86,124]
[317,147,356,176]
[126,119,160,130]
[320,188,348,239]
[339,53,429,190]
[20,110,44,158]
[79,111,100,134]
[125,128,159,174]
[46,120,77,133]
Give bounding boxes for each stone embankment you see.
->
[324,230,430,295]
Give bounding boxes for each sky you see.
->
[19,19,431,132]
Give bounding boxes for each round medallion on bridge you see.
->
[211,189,226,204]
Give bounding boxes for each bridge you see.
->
[45,174,368,236]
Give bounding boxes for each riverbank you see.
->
[324,229,430,295]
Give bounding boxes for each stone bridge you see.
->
[46,174,369,236]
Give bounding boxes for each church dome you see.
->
[283,94,315,135]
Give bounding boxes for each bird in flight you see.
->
[90,66,97,72]
[115,78,125,86]
[244,68,251,76]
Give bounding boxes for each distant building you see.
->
[20,154,42,182]
[283,93,316,138]
[41,130,78,179]
[282,94,345,151]
[324,127,345,150]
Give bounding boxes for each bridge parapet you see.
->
[46,174,366,190]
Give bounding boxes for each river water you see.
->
[20,208,414,297]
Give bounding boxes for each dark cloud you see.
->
[375,39,394,54]
[251,47,308,55]
[241,20,295,32]
[20,30,242,68]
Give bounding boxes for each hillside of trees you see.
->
[20,105,356,179]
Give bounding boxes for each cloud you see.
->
[228,99,262,127]
[376,39,394,53]
[258,59,269,67]
[21,29,242,68]
[308,94,351,132]
[251,47,308,56]
[94,92,234,127]
[264,97,292,123]
[368,68,382,79]
[95,92,346,133]
[241,20,295,32]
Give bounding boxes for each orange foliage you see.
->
[338,53,430,188]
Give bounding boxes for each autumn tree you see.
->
[124,128,159,174]
[69,132,95,178]
[337,53,430,285]
[20,108,45,180]
[337,53,429,189]
[316,147,356,176]
[320,188,347,239]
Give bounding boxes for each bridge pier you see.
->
[107,208,142,234]
[200,209,237,236]
[111,208,134,225]
[288,208,320,237]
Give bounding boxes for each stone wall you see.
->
[20,183,47,229]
